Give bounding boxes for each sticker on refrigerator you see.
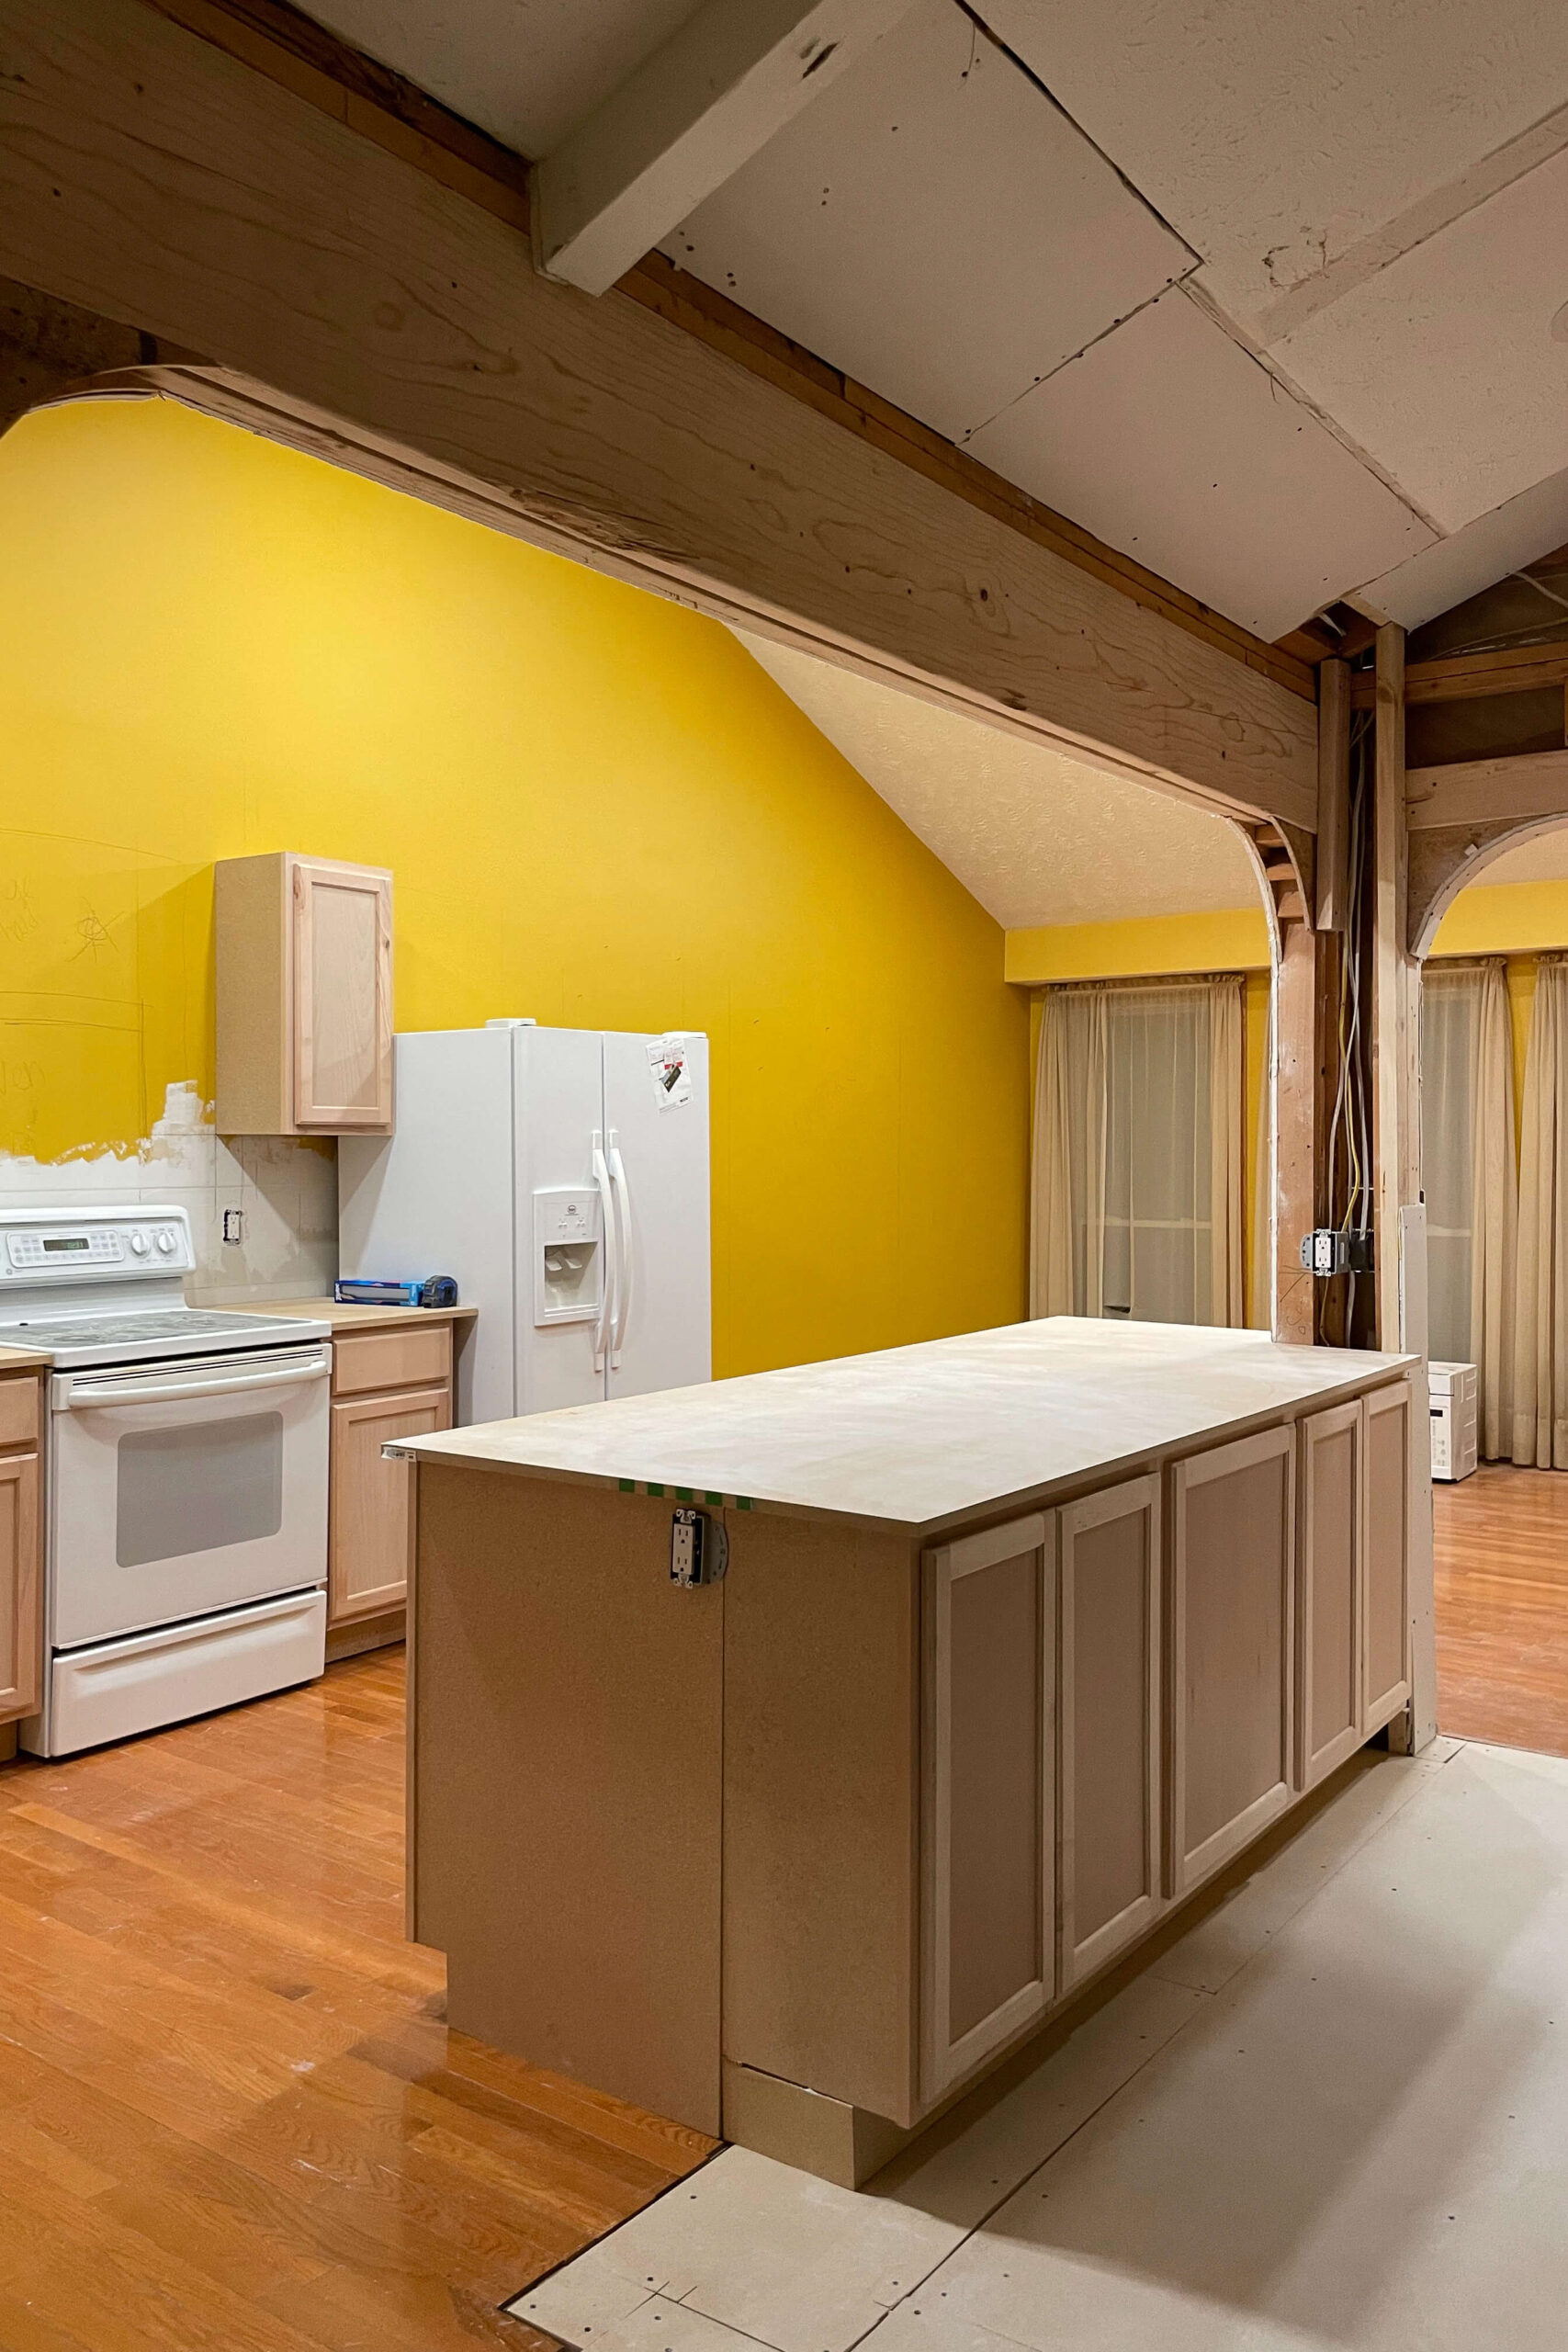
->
[648,1034,693,1112]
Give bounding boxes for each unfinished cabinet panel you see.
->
[1364,1380,1413,1731]
[1169,1426,1293,1895]
[1298,1400,1363,1790]
[216,852,393,1135]
[330,1384,451,1623]
[1059,1474,1161,1988]
[0,1437,40,1721]
[921,1512,1055,2103]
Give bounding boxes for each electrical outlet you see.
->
[222,1207,245,1245]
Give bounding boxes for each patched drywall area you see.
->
[0,1080,335,1305]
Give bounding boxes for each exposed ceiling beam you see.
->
[1352,637,1568,708]
[0,0,1318,831]
[107,0,1314,699]
[1405,749,1568,831]
[533,0,919,297]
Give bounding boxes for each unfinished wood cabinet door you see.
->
[292,857,393,1131]
[1298,1401,1364,1790]
[1059,1474,1161,1988]
[921,1511,1055,2104]
[1363,1380,1413,1733]
[1169,1425,1294,1896]
[330,1383,450,1623]
[0,1446,41,1721]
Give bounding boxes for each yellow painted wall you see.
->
[1006,907,1270,985]
[0,398,1028,1374]
[1018,910,1273,1327]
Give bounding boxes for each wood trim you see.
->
[112,0,1314,708]
[1057,1473,1162,1990]
[1372,628,1406,1349]
[1315,659,1350,932]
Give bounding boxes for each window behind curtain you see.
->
[1032,976,1245,1329]
[1103,989,1213,1322]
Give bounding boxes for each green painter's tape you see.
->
[645,1483,665,1498]
[675,1487,694,1502]
[705,1491,724,1507]
[737,1497,754,1510]
[618,1479,635,1493]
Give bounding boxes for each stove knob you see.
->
[155,1228,176,1255]
[129,1229,151,1257]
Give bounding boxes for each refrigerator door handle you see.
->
[592,1131,616,1372]
[608,1132,633,1368]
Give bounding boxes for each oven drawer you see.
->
[40,1588,326,1757]
[333,1324,451,1397]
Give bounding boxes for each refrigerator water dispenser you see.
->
[533,1187,603,1325]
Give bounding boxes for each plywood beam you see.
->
[534,0,917,295]
[1405,748,1568,831]
[0,0,1317,831]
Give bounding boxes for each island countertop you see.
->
[393,1316,1416,1537]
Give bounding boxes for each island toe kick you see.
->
[399,1321,1420,2185]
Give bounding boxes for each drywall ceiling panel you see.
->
[1275,147,1568,534]
[1354,465,1568,630]
[966,287,1432,640]
[659,0,1191,444]
[975,0,1568,334]
[730,627,1258,927]
[301,0,706,156]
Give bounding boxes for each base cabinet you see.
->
[326,1323,455,1629]
[331,1385,451,1623]
[1058,1474,1162,1987]
[1168,1425,1294,1897]
[921,1512,1055,2103]
[0,1376,42,1723]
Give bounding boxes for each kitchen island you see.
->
[394,1318,1420,2184]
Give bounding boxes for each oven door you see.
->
[51,1344,331,1649]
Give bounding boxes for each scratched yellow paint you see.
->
[0,398,1027,1374]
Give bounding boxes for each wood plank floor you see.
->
[1436,1461,1568,1758]
[0,1649,715,2352]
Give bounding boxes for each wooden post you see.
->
[1274,922,1324,1345]
[1314,658,1350,933]
[1371,622,1436,1748]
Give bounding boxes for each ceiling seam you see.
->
[1176,277,1448,540]
[953,0,1201,267]
[958,272,1201,446]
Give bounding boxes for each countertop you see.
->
[247,1297,479,1335]
[0,1346,51,1373]
[392,1317,1417,1537]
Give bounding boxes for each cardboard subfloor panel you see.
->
[508,1736,1568,2352]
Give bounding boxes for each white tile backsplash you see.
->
[0,1080,336,1304]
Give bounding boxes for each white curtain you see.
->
[1514,959,1568,1466]
[1422,962,1516,1458]
[1032,978,1246,1328]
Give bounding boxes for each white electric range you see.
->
[0,1205,333,1756]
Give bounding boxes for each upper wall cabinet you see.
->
[216,854,394,1136]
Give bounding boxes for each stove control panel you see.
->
[0,1206,195,1283]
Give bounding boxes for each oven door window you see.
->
[116,1411,286,1568]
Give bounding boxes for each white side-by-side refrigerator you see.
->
[338,1023,710,1425]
